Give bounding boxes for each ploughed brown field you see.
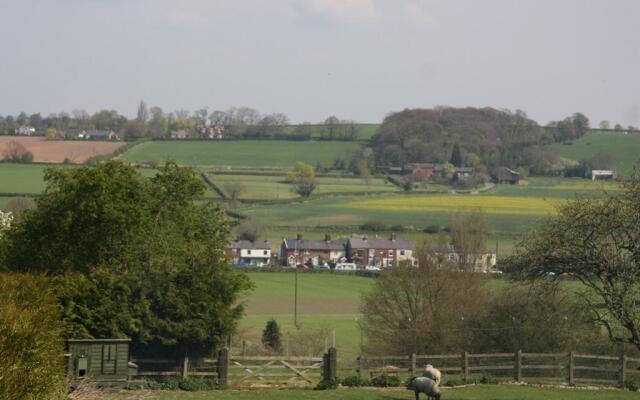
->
[0,136,125,163]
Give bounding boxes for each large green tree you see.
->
[0,161,251,354]
[506,174,640,351]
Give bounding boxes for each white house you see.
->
[15,125,36,136]
[442,244,497,273]
[591,170,616,181]
[228,239,272,267]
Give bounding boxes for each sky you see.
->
[0,0,638,126]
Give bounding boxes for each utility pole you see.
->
[294,230,299,327]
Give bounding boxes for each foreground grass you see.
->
[108,385,638,400]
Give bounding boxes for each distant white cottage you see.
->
[591,170,616,181]
[15,125,35,136]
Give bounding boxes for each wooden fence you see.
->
[128,348,337,387]
[357,351,640,386]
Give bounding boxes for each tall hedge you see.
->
[0,273,65,400]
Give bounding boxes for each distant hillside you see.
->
[555,131,640,176]
[371,107,550,172]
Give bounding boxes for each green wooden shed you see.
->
[67,339,131,385]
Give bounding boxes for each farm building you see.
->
[198,125,224,139]
[403,163,442,178]
[591,169,616,181]
[346,233,414,268]
[494,167,520,184]
[280,234,346,267]
[85,130,119,141]
[66,338,131,386]
[227,239,272,266]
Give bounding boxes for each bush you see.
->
[370,374,401,387]
[341,375,370,387]
[360,221,387,232]
[390,224,405,232]
[624,380,639,392]
[314,379,339,390]
[0,273,66,400]
[141,377,224,391]
[423,225,441,234]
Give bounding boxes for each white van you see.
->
[334,262,357,271]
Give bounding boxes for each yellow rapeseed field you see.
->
[341,195,560,216]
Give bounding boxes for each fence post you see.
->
[357,356,363,379]
[515,350,522,382]
[411,353,417,377]
[620,355,627,386]
[218,348,229,384]
[462,352,469,383]
[182,355,189,378]
[323,347,337,381]
[568,352,575,386]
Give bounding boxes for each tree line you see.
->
[0,103,362,141]
[371,107,599,177]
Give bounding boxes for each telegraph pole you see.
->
[294,230,299,327]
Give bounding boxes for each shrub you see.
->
[423,225,441,234]
[341,375,370,387]
[141,377,224,391]
[370,374,401,387]
[314,379,339,390]
[0,273,65,400]
[360,221,387,232]
[624,380,639,392]
[390,224,405,232]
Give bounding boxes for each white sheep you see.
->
[422,364,441,385]
[407,376,441,400]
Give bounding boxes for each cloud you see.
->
[305,0,378,23]
[402,0,438,28]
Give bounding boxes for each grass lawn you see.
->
[555,132,640,176]
[236,272,513,360]
[122,140,362,168]
[108,385,639,399]
[211,174,398,200]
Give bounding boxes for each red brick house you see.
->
[280,234,346,267]
[346,234,414,268]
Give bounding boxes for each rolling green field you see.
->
[109,384,639,399]
[240,177,620,237]
[122,140,362,168]
[211,174,399,200]
[555,132,640,176]
[0,163,219,199]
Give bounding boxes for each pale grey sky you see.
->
[0,0,638,125]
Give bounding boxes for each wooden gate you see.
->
[228,355,324,387]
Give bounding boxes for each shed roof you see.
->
[228,240,271,250]
[282,238,345,251]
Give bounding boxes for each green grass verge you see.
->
[555,132,640,176]
[108,385,638,399]
[121,140,362,168]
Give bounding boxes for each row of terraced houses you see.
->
[226,233,497,272]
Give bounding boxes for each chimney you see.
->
[390,232,396,242]
[297,233,303,240]
[362,236,367,241]
[235,235,240,242]
[325,233,331,242]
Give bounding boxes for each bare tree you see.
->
[3,141,33,163]
[224,181,246,205]
[450,208,489,271]
[361,243,486,355]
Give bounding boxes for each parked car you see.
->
[365,265,381,271]
[334,262,357,271]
